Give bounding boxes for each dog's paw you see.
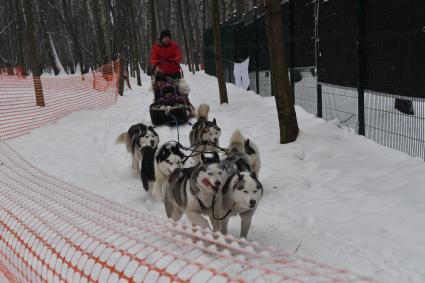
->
[132,169,140,178]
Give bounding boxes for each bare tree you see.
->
[170,0,176,35]
[211,0,228,104]
[2,0,254,78]
[116,0,130,96]
[14,0,27,75]
[264,0,299,143]
[24,0,45,106]
[36,0,61,75]
[150,0,157,44]
[127,0,141,85]
[177,0,193,73]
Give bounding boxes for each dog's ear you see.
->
[148,125,154,131]
[212,118,217,125]
[250,172,257,179]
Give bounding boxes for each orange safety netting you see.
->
[0,64,376,282]
[0,140,376,283]
[0,62,119,140]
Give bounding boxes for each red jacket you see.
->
[149,41,182,75]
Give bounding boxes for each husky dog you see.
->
[151,142,186,201]
[220,130,263,238]
[164,157,227,231]
[225,130,261,176]
[116,123,159,176]
[189,104,221,164]
[244,138,261,176]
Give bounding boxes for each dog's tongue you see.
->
[202,178,217,191]
[202,178,212,187]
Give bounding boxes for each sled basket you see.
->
[149,102,190,126]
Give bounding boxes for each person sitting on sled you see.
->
[150,30,182,80]
[149,30,191,96]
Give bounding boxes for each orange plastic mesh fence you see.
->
[0,140,376,283]
[0,62,119,140]
[0,64,376,282]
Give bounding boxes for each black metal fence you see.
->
[204,0,425,160]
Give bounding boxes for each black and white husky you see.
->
[116,123,159,176]
[189,104,221,165]
[244,138,261,176]
[140,141,186,201]
[164,156,228,231]
[225,130,261,176]
[221,130,263,238]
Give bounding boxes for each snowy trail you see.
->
[9,71,425,282]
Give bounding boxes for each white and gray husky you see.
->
[164,156,228,231]
[116,123,159,176]
[189,104,221,165]
[221,130,263,238]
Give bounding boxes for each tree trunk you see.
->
[15,0,27,76]
[24,0,45,106]
[89,0,107,64]
[150,0,157,44]
[98,0,111,57]
[183,0,200,73]
[116,0,129,95]
[220,0,226,22]
[37,0,61,75]
[264,0,299,143]
[211,0,228,104]
[177,0,193,72]
[60,0,85,73]
[127,0,141,86]
[170,0,176,35]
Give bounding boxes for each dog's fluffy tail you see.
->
[229,130,245,153]
[178,79,191,95]
[197,103,210,120]
[116,132,128,144]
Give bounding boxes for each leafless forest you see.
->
[0,0,263,78]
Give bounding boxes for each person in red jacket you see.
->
[149,30,183,80]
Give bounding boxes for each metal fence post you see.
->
[317,84,323,117]
[357,0,366,135]
[288,0,295,99]
[314,0,322,118]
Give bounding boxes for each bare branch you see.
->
[0,20,16,36]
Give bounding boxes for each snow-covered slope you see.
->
[9,71,425,282]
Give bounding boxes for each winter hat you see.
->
[160,29,171,40]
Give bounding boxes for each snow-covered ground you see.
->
[9,71,425,282]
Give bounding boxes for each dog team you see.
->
[116,67,263,238]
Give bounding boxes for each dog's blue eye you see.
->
[208,172,213,176]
